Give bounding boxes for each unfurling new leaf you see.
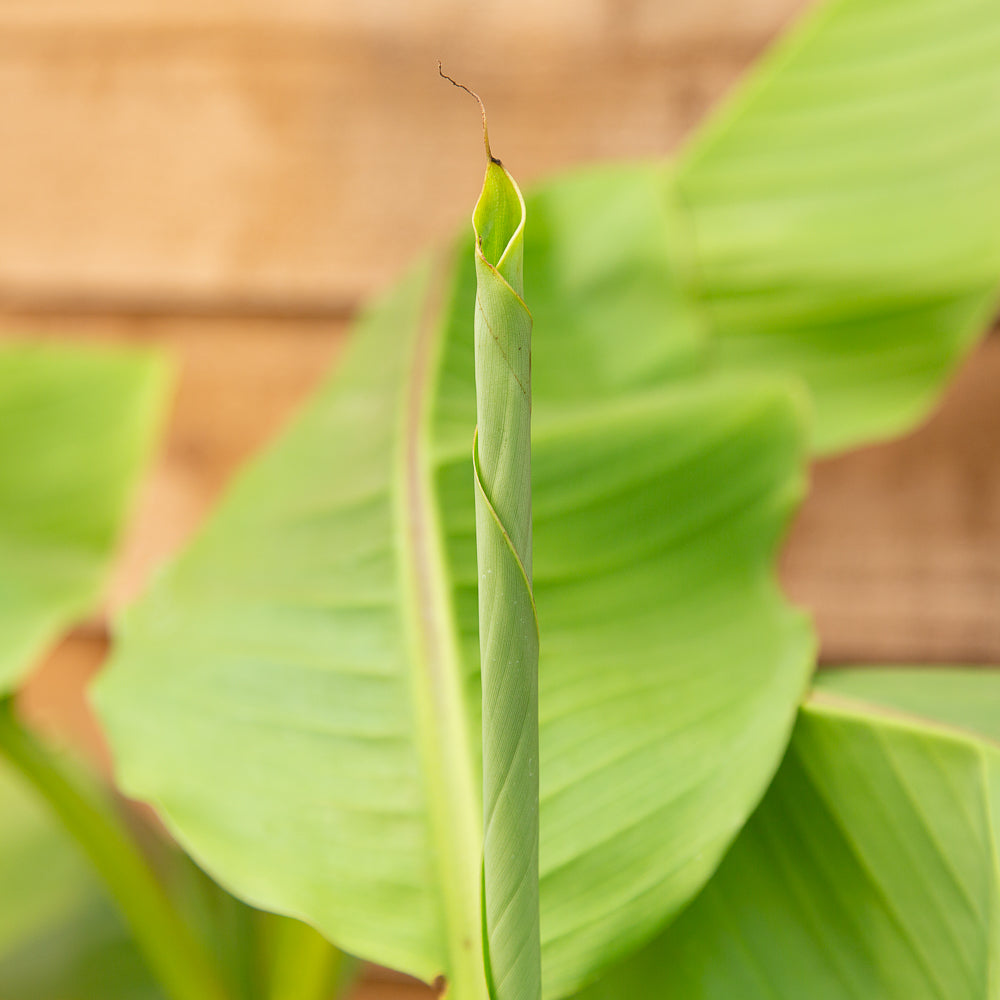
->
[472,151,541,1000]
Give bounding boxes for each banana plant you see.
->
[93,0,1000,997]
[4,0,1000,996]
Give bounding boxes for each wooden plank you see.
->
[781,336,1000,665]
[348,978,432,1000]
[0,0,801,34]
[6,314,999,667]
[18,633,113,769]
[0,0,806,308]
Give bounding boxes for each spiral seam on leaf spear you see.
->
[442,64,542,1000]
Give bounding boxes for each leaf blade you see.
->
[675,0,1000,452]
[0,341,169,691]
[576,676,1000,1000]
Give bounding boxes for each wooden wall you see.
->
[4,1,998,996]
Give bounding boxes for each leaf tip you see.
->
[438,62,497,164]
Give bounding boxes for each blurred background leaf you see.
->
[0,752,166,1000]
[0,341,349,1000]
[0,733,350,1000]
[0,342,170,692]
[0,758,96,962]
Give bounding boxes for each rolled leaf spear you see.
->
[441,66,541,1000]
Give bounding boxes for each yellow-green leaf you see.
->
[0,341,169,692]
[577,668,1000,1000]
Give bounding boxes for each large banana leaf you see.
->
[94,0,1000,993]
[0,341,169,692]
[95,240,814,998]
[674,0,1000,452]
[446,0,1000,464]
[443,0,1000,461]
[577,666,1000,999]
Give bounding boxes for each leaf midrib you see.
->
[395,250,488,997]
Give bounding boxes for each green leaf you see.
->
[433,162,708,458]
[261,913,357,1000]
[576,669,1000,1000]
[0,341,170,692]
[91,0,1000,991]
[95,213,813,996]
[445,0,1000,465]
[814,666,1000,745]
[674,0,1000,453]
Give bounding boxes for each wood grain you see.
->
[0,0,806,309]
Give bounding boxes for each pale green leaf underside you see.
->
[674,0,1000,452]
[96,224,813,997]
[576,668,1000,1000]
[0,342,169,692]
